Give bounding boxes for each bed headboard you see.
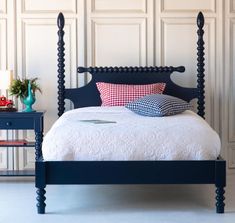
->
[57,12,205,118]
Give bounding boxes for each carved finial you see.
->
[176,66,185,73]
[77,67,87,73]
[57,12,65,29]
[197,11,204,28]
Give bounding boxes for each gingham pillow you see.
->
[96,82,166,106]
[125,94,191,117]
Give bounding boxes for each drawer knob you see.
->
[6,122,12,126]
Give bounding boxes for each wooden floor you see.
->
[0,174,234,223]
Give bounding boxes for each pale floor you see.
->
[0,175,235,223]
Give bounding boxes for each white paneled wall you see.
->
[86,0,154,67]
[91,0,147,13]
[161,0,216,12]
[14,0,83,170]
[0,0,15,171]
[21,0,77,13]
[0,0,6,170]
[225,1,235,169]
[0,0,234,172]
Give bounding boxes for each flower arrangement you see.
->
[9,77,42,98]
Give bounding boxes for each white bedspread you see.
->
[42,107,220,161]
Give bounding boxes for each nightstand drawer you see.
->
[0,118,34,129]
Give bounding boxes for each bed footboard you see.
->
[36,158,226,214]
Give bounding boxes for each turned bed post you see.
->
[36,12,66,215]
[215,159,226,213]
[57,12,66,117]
[196,12,205,119]
[197,12,226,214]
[35,118,46,214]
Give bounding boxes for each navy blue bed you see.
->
[35,12,226,214]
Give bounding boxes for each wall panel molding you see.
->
[228,19,235,142]
[88,18,147,66]
[225,1,235,171]
[0,0,15,171]
[161,0,216,13]
[0,19,7,169]
[0,0,7,14]
[21,0,77,13]
[228,146,235,168]
[0,148,7,169]
[160,18,216,128]
[16,18,78,170]
[230,0,235,13]
[0,19,7,69]
[19,19,76,82]
[91,0,147,13]
[18,148,34,170]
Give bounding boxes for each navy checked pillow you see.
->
[125,94,192,117]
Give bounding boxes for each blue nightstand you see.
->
[0,111,45,176]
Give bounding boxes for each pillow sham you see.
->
[125,94,192,117]
[96,82,166,106]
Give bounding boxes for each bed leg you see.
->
[215,187,225,213]
[215,158,226,213]
[36,188,46,214]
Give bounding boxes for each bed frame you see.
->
[35,12,226,214]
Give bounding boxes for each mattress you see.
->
[42,106,221,161]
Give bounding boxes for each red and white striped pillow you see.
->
[96,82,166,106]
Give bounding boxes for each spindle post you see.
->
[196,12,205,118]
[57,12,65,117]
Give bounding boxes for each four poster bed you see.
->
[35,12,226,214]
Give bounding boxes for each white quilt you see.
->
[42,107,220,161]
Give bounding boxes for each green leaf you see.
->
[9,77,42,98]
